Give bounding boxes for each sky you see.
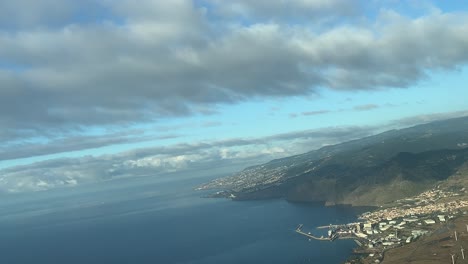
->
[0,0,468,193]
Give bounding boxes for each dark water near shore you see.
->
[0,173,365,264]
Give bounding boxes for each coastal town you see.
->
[297,186,468,263]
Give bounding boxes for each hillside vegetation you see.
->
[199,117,468,206]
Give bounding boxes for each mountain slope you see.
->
[199,116,468,206]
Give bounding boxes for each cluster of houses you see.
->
[343,187,468,263]
[352,215,441,249]
[360,188,468,224]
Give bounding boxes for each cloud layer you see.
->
[0,124,375,193]
[2,110,468,194]
[1,1,468,144]
[1,1,468,193]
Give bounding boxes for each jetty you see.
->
[316,224,342,229]
[295,224,331,241]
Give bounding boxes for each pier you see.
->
[295,224,331,241]
[316,224,342,229]
[295,224,366,243]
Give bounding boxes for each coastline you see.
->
[291,187,468,264]
[200,182,468,263]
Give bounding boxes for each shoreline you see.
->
[314,212,468,264]
[292,187,468,264]
[202,184,468,263]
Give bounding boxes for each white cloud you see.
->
[124,154,205,171]
[0,123,382,193]
[261,147,286,155]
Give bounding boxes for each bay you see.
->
[0,173,363,264]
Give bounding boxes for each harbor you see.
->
[295,224,331,241]
[295,203,468,263]
[296,223,367,245]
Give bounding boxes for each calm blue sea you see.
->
[0,172,363,264]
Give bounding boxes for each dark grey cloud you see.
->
[206,0,358,21]
[202,121,222,127]
[0,131,181,161]
[353,104,380,111]
[0,0,110,30]
[389,110,468,128]
[302,110,331,116]
[1,1,468,149]
[0,0,76,28]
[290,105,379,118]
[289,110,331,118]
[263,126,374,143]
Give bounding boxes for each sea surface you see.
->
[0,172,365,264]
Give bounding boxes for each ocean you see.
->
[0,172,364,264]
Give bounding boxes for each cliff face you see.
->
[200,117,468,206]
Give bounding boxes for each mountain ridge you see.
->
[199,116,468,206]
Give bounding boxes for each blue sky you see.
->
[0,0,467,193]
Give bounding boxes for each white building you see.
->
[424,219,436,225]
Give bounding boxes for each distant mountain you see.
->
[199,116,468,206]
